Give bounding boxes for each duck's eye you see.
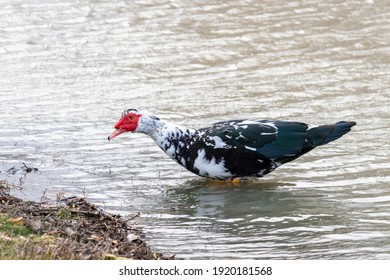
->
[128,115,134,120]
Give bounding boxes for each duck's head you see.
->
[108,108,160,140]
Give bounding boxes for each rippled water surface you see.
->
[1,0,390,259]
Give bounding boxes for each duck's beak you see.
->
[108,128,126,141]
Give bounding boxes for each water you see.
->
[1,0,390,259]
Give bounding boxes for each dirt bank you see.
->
[0,183,173,260]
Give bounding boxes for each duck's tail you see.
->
[308,121,357,146]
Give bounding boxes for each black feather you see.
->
[194,119,356,178]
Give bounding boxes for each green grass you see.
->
[0,213,34,259]
[0,213,75,260]
[0,214,31,237]
[58,208,73,220]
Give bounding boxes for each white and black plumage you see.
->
[108,108,356,180]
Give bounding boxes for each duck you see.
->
[108,108,356,180]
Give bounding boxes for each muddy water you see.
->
[1,0,390,259]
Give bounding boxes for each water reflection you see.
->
[140,179,361,259]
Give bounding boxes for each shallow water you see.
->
[1,0,390,259]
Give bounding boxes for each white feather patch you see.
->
[193,149,231,178]
[245,145,257,151]
[211,136,229,149]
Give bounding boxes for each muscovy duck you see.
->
[108,109,356,180]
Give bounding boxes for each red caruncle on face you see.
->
[108,113,142,140]
[115,113,141,132]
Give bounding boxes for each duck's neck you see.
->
[148,119,199,167]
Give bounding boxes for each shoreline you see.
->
[0,182,173,260]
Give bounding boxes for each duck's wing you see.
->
[200,119,316,161]
[201,119,356,163]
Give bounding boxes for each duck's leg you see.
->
[205,178,242,187]
[231,178,241,186]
